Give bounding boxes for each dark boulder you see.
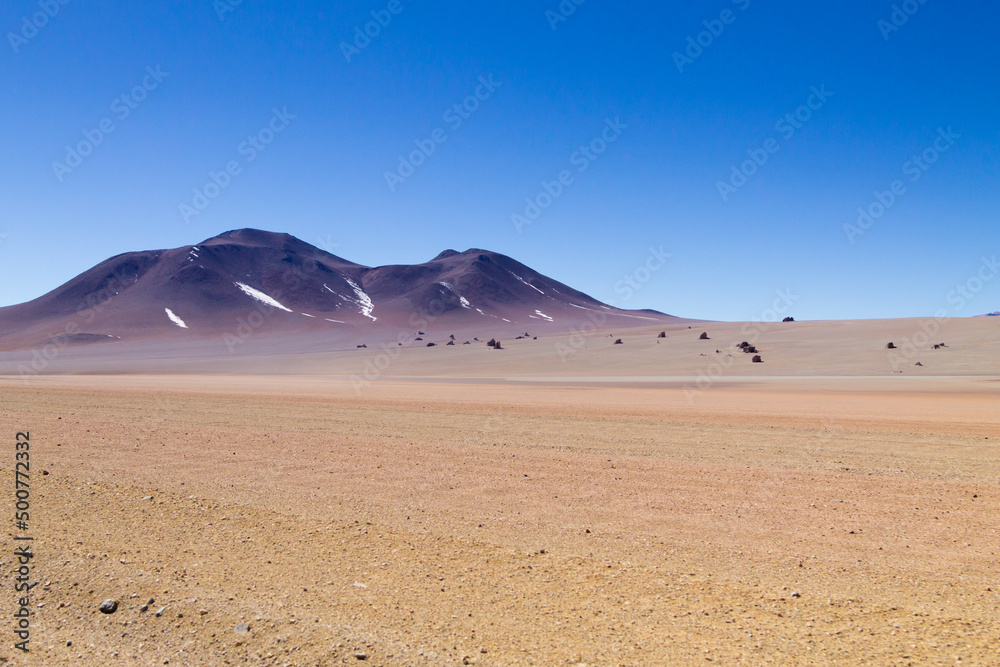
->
[613,339,623,345]
[752,355,763,363]
[657,331,667,338]
[699,332,710,340]
[886,342,896,349]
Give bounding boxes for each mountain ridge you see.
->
[0,228,683,351]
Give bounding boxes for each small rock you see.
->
[155,607,166,617]
[234,622,250,634]
[99,599,118,614]
[142,496,153,501]
[139,604,149,613]
[791,591,801,598]
[353,651,368,660]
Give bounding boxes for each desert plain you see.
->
[1,318,998,666]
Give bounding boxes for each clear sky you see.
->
[2,1,998,320]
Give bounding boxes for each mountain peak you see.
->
[201,228,298,247]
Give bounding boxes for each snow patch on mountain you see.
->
[234,282,293,312]
[164,308,188,329]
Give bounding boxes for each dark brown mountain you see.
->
[0,228,683,351]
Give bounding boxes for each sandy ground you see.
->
[0,373,997,666]
[3,316,998,378]
[0,318,998,665]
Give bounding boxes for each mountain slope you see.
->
[0,229,683,351]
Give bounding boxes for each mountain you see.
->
[978,312,999,317]
[0,229,683,351]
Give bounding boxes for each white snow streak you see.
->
[234,282,292,312]
[164,308,188,329]
[344,277,377,321]
[322,284,347,300]
[439,282,472,309]
[507,270,544,294]
[534,310,553,322]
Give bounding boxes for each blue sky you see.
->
[2,0,998,320]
